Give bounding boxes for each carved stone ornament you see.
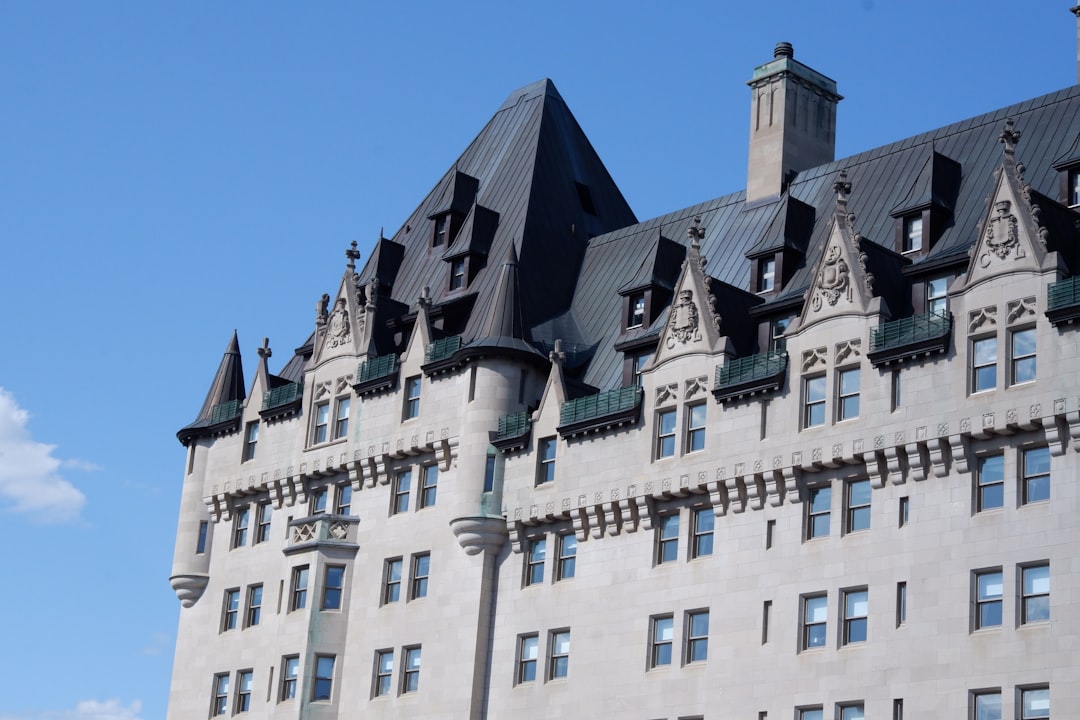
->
[985,200,1020,260]
[316,293,330,325]
[666,289,701,347]
[968,306,998,333]
[812,243,851,310]
[834,339,861,364]
[802,347,827,372]
[1006,297,1036,324]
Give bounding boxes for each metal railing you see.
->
[496,411,531,440]
[560,386,642,426]
[357,354,399,383]
[262,382,304,410]
[870,312,951,352]
[425,335,463,362]
[208,399,242,424]
[715,351,788,388]
[1047,276,1080,311]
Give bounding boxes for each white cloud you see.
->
[0,699,143,720]
[0,387,86,521]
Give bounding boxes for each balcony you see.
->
[713,351,788,403]
[490,410,531,452]
[208,399,242,424]
[353,354,399,395]
[260,381,304,421]
[425,335,463,363]
[1046,276,1080,325]
[867,311,952,367]
[283,514,359,556]
[557,386,642,438]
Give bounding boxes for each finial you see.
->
[257,337,272,359]
[345,240,360,271]
[549,338,566,366]
[316,293,329,325]
[774,42,794,59]
[379,226,385,241]
[833,170,852,207]
[417,285,431,310]
[999,118,1021,156]
[687,216,705,252]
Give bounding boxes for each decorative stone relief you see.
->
[834,339,861,364]
[984,200,1021,260]
[802,347,827,372]
[314,380,332,400]
[1006,297,1037,324]
[968,306,998,333]
[812,243,851,309]
[906,443,926,483]
[656,384,678,406]
[684,375,709,399]
[666,289,701,347]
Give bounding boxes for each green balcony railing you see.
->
[1047,276,1080,311]
[495,411,531,440]
[357,354,399,383]
[262,382,304,410]
[425,335,462,362]
[560,386,642,426]
[208,399,242,424]
[870,311,951,353]
[716,351,788,389]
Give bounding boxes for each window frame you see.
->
[536,437,556,485]
[322,565,345,611]
[232,506,250,549]
[235,669,253,714]
[684,609,709,664]
[1019,685,1050,720]
[524,537,546,586]
[971,335,997,393]
[245,583,263,628]
[1020,563,1050,625]
[333,396,350,440]
[255,502,271,543]
[690,507,714,559]
[211,672,230,717]
[242,421,259,462]
[975,454,1005,513]
[312,400,330,444]
[974,568,1003,630]
[548,629,570,680]
[896,581,907,627]
[628,292,646,328]
[655,408,677,459]
[656,513,679,565]
[797,708,824,720]
[801,593,828,651]
[401,645,422,694]
[222,588,240,632]
[685,402,706,453]
[290,565,309,611]
[392,470,411,515]
[836,366,860,422]
[1010,326,1037,385]
[926,275,949,316]
[309,487,328,516]
[649,614,674,669]
[803,374,826,428]
[1021,446,1050,505]
[805,486,831,540]
[335,483,352,515]
[902,214,923,253]
[449,257,467,290]
[419,465,438,508]
[758,256,776,292]
[839,702,865,720]
[770,316,791,353]
[516,633,539,684]
[311,655,335,702]
[556,533,577,581]
[845,479,871,533]
[410,552,430,600]
[404,375,421,419]
[842,588,868,645]
[280,656,299,702]
[373,649,394,698]
[1070,168,1080,207]
[971,689,1001,720]
[382,557,403,605]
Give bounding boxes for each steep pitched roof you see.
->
[177,331,246,444]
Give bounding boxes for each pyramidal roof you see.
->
[178,332,246,444]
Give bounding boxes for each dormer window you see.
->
[758,257,776,292]
[628,294,646,328]
[902,215,923,254]
[1070,169,1080,208]
[449,258,466,290]
[433,215,449,247]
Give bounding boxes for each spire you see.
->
[474,243,534,348]
[193,331,246,421]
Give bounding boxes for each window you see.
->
[798,709,823,720]
[280,656,299,701]
[1022,447,1050,504]
[483,448,497,492]
[685,610,709,663]
[802,594,827,649]
[312,401,330,444]
[517,634,539,683]
[691,508,714,558]
[758,257,776,292]
[975,569,1003,629]
[449,258,466,290]
[235,670,252,714]
[976,454,1004,512]
[310,488,327,515]
[383,558,402,604]
[334,397,350,439]
[548,630,570,680]
[839,703,865,720]
[629,293,646,328]
[402,646,421,693]
[335,483,352,515]
[411,553,430,599]
[233,506,250,548]
[404,376,421,419]
[649,615,674,668]
[896,581,907,626]
[893,698,904,720]
[556,534,577,580]
[222,589,240,631]
[255,502,271,543]
[419,465,438,508]
[1011,327,1036,384]
[1070,169,1080,206]
[927,275,949,315]
[536,437,556,485]
[686,403,706,453]
[843,589,868,644]
[803,375,826,427]
[290,566,308,611]
[211,673,229,716]
[891,368,901,410]
[972,690,1001,720]
[433,214,448,246]
[656,514,679,564]
[806,486,831,539]
[373,650,393,697]
[242,421,259,461]
[837,367,860,421]
[902,214,923,253]
[845,479,871,533]
[245,584,263,627]
[971,337,997,392]
[1020,687,1049,719]
[196,520,209,554]
[761,600,772,643]
[525,537,546,586]
[632,351,653,386]
[770,316,791,353]
[656,409,676,458]
[392,470,411,514]
[312,655,334,702]
[899,496,910,527]
[322,565,345,610]
[1021,564,1050,624]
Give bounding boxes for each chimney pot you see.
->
[774,42,794,59]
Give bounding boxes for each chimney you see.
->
[746,43,842,204]
[1072,6,1080,83]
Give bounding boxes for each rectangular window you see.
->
[1022,447,1050,504]
[686,403,706,453]
[312,401,330,444]
[633,351,653,387]
[975,569,1003,629]
[290,566,308,611]
[517,634,539,683]
[899,496,910,527]
[255,502,271,543]
[548,630,570,680]
[971,337,997,392]
[420,465,438,508]
[798,708,823,720]
[649,615,674,668]
[245,584,263,627]
[1070,169,1080,206]
[335,483,352,515]
[373,650,394,697]
[656,514,679,564]
[411,553,430,599]
[1020,687,1049,719]
[404,376,421,419]
[765,519,775,549]
[449,258,466,290]
[976,454,1004,512]
[310,488,327,515]
[802,594,827,650]
[402,646,421,694]
[392,470,411,514]
[893,698,903,720]
[322,565,345,610]
[685,610,709,663]
[556,534,577,581]
[840,703,865,720]
[843,589,868,644]
[629,293,646,328]
[280,656,299,701]
[656,409,676,458]
[758,257,776,292]
[433,215,448,246]
[235,670,252,714]
[896,581,907,626]
[211,673,229,716]
[845,479,871,533]
[536,437,556,485]
[761,600,772,643]
[691,508,714,558]
[972,690,1001,720]
[242,421,259,462]
[804,375,826,427]
[837,367,860,421]
[891,369,901,411]
[806,486,831,540]
[483,448,497,492]
[312,655,334,702]
[334,397,350,439]
[1011,327,1036,384]
[383,558,402,604]
[1021,563,1050,624]
[770,316,791,353]
[927,275,949,315]
[222,588,240,632]
[525,537,546,586]
[903,214,923,253]
[233,506,250,548]
[196,520,209,554]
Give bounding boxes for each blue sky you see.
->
[0,2,1074,718]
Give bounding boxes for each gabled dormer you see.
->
[617,233,685,333]
[888,150,961,259]
[427,171,479,249]
[442,205,499,294]
[745,195,813,296]
[1051,130,1080,209]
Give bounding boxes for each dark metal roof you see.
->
[178,331,246,442]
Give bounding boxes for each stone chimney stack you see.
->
[746,43,842,204]
[1072,6,1080,83]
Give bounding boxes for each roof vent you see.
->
[774,42,794,59]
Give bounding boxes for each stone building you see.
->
[168,15,1080,720]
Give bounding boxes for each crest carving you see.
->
[666,289,701,347]
[985,200,1020,260]
[812,244,851,310]
[325,298,351,349]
